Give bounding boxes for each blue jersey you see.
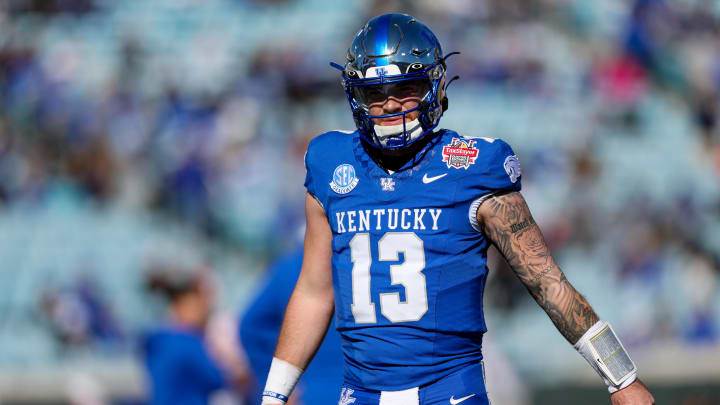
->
[304,129,522,390]
[142,327,227,405]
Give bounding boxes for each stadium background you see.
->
[1,0,719,404]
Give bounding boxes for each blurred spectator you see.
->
[142,267,250,405]
[40,273,123,351]
[64,136,117,202]
[6,0,96,15]
[680,242,719,344]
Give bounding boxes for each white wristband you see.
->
[262,357,303,404]
[574,321,638,394]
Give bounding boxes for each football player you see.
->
[261,13,655,405]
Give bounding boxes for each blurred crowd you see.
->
[0,0,719,403]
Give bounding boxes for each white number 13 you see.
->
[349,232,428,324]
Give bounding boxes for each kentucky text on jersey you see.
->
[304,129,522,390]
[334,208,442,233]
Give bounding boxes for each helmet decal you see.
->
[362,14,399,64]
[365,64,401,78]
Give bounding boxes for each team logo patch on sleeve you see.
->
[442,138,479,169]
[504,155,521,183]
[330,164,359,194]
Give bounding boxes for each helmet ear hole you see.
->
[430,65,444,80]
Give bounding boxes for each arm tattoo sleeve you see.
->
[479,192,599,344]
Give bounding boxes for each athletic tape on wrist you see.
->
[262,357,303,404]
[574,321,638,393]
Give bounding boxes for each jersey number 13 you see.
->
[349,232,428,324]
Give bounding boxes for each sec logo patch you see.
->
[330,164,359,194]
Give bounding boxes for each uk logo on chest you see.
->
[380,178,395,191]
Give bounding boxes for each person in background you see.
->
[142,267,250,405]
[240,248,343,405]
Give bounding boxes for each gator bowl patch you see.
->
[442,138,479,169]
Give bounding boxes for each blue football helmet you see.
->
[331,14,458,150]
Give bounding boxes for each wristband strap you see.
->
[574,321,638,393]
[262,357,303,404]
[262,391,289,403]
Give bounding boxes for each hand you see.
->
[610,379,655,405]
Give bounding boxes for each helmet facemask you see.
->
[344,63,446,150]
[332,14,455,151]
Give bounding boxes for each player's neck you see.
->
[364,132,439,173]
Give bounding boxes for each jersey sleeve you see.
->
[480,138,522,193]
[303,136,328,209]
[468,138,522,232]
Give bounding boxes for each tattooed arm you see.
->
[476,191,598,344]
[477,191,655,404]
